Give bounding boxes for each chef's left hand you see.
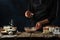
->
[25,10,34,18]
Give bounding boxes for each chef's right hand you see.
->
[35,22,42,30]
[25,10,34,18]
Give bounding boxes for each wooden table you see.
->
[0,32,60,40]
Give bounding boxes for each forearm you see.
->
[39,19,49,25]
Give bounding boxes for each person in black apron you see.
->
[25,0,57,31]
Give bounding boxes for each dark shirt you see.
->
[29,0,57,25]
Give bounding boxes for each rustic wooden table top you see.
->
[0,32,60,38]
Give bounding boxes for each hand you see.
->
[35,22,42,30]
[25,10,34,18]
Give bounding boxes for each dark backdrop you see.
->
[0,0,36,31]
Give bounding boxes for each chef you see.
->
[25,0,57,31]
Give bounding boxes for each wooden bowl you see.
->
[24,27,36,33]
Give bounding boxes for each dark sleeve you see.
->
[29,0,56,22]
